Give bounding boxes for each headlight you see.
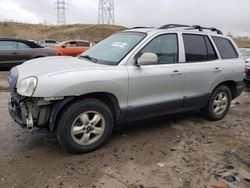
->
[17,77,37,96]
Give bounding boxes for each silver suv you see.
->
[8,24,245,154]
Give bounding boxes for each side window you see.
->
[140,34,178,64]
[212,37,238,59]
[204,36,218,60]
[65,42,77,47]
[17,42,31,49]
[183,34,207,62]
[183,34,218,62]
[76,42,90,47]
[0,41,17,49]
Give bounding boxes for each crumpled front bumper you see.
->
[8,91,52,131]
[8,95,25,128]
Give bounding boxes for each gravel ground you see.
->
[0,71,8,91]
[0,71,250,188]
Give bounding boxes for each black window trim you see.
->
[211,36,239,59]
[134,33,180,65]
[182,33,219,63]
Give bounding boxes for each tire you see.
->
[203,85,232,121]
[56,98,113,154]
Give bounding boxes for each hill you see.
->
[0,22,249,47]
[0,22,126,42]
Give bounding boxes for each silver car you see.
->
[8,25,245,154]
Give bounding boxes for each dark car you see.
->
[0,38,58,70]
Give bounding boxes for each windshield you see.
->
[56,41,67,46]
[80,32,146,65]
[240,48,250,56]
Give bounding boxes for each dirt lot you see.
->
[0,72,250,188]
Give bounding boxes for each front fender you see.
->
[33,68,129,110]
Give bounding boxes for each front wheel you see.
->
[56,99,113,154]
[203,85,232,121]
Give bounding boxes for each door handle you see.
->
[213,67,222,73]
[171,70,182,76]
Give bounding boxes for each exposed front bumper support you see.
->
[8,92,52,132]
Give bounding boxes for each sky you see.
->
[0,0,249,37]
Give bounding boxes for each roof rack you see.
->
[158,24,190,29]
[188,25,223,35]
[158,24,223,35]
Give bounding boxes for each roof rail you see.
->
[158,24,223,35]
[158,24,190,29]
[189,25,223,35]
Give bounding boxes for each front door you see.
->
[127,34,185,119]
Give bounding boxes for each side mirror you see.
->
[62,45,67,48]
[137,53,158,66]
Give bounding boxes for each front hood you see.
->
[15,56,110,81]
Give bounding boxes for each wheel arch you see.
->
[49,92,121,132]
[212,80,237,99]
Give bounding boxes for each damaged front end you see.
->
[8,67,73,132]
[9,93,52,132]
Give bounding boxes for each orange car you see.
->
[48,40,95,56]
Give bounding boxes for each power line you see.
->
[98,0,114,25]
[55,0,67,25]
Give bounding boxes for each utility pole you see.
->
[55,0,66,25]
[98,0,114,25]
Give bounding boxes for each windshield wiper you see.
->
[79,55,97,63]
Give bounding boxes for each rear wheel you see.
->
[203,85,232,121]
[56,98,113,154]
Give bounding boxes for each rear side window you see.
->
[204,37,217,60]
[212,36,238,59]
[17,42,31,49]
[76,42,90,47]
[183,34,217,62]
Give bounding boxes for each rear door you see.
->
[0,41,19,68]
[17,42,34,62]
[181,34,221,108]
[62,41,77,56]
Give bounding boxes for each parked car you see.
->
[38,39,58,47]
[239,48,250,88]
[245,59,250,88]
[239,48,250,61]
[0,38,58,69]
[48,40,95,56]
[8,24,245,154]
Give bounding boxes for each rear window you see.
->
[212,37,238,59]
[183,34,217,62]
